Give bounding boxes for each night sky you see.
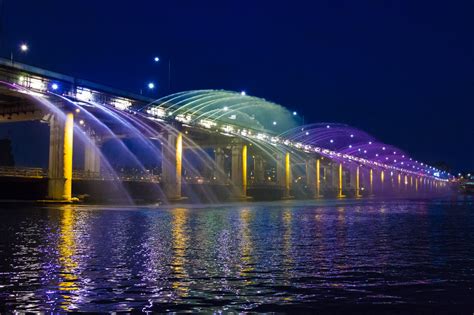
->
[0,0,473,172]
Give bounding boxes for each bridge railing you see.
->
[0,166,46,178]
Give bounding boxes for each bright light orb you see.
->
[330,139,334,143]
[293,111,297,116]
[148,82,155,89]
[223,106,228,111]
[51,83,59,90]
[20,43,28,52]
[272,121,277,125]
[240,91,246,96]
[154,56,160,62]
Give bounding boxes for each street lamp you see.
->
[11,42,29,64]
[20,43,28,52]
[153,55,172,92]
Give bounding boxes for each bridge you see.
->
[0,57,452,203]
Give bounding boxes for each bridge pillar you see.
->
[306,158,323,198]
[380,170,385,193]
[337,163,345,198]
[369,168,374,196]
[253,154,265,184]
[84,136,101,176]
[354,166,362,197]
[276,152,292,199]
[231,143,248,199]
[162,132,183,201]
[305,158,316,194]
[47,113,74,201]
[214,147,226,184]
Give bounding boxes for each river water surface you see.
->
[0,198,473,312]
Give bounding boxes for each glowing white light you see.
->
[111,97,132,110]
[382,147,386,150]
[79,120,85,125]
[293,111,297,116]
[326,125,330,128]
[363,150,367,153]
[330,139,334,143]
[350,134,354,138]
[241,91,246,96]
[20,43,28,52]
[375,154,379,157]
[223,106,229,111]
[51,83,59,90]
[349,145,352,148]
[76,88,93,101]
[273,121,277,125]
[75,108,80,113]
[368,141,372,144]
[154,56,160,62]
[305,131,309,135]
[148,82,155,89]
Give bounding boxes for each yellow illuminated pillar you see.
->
[163,132,183,200]
[404,174,408,191]
[369,168,374,195]
[284,152,291,199]
[381,170,385,192]
[316,159,322,198]
[397,173,401,191]
[415,177,418,192]
[338,163,344,198]
[63,113,74,200]
[355,166,361,197]
[48,113,74,201]
[242,144,248,195]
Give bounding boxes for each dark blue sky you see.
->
[1,0,473,171]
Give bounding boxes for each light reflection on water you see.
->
[0,199,473,312]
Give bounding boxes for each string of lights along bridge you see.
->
[0,58,451,203]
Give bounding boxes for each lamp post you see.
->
[153,55,172,93]
[11,43,28,65]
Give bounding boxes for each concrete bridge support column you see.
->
[162,132,183,201]
[369,168,374,196]
[231,143,247,199]
[305,158,316,196]
[353,166,361,197]
[334,163,344,198]
[84,137,101,176]
[277,152,292,199]
[306,158,323,198]
[48,113,74,201]
[214,147,226,184]
[253,155,265,184]
[380,170,385,193]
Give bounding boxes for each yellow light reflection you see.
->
[171,207,189,296]
[58,205,79,310]
[239,208,254,281]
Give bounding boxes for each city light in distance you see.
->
[272,121,277,125]
[148,82,155,89]
[240,91,246,96]
[20,43,28,52]
[293,111,297,116]
[154,56,159,62]
[51,83,59,90]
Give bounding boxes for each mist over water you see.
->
[0,198,473,312]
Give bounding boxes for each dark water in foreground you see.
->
[0,198,473,313]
